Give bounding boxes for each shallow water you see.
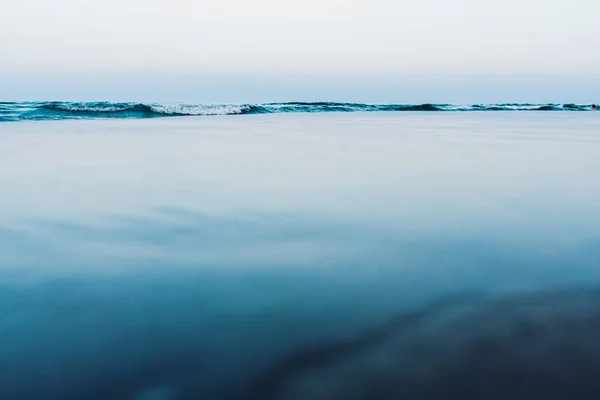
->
[1,112,600,399]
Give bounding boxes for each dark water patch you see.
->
[244,293,481,400]
[247,287,600,400]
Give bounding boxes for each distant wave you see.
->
[0,101,596,121]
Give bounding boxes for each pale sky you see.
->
[1,0,599,102]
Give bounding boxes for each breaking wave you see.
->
[0,101,596,121]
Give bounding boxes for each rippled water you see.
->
[1,112,600,399]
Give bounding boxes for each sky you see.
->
[1,0,599,102]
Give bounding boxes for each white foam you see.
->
[150,104,246,116]
[54,103,133,112]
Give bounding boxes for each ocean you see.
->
[1,110,600,399]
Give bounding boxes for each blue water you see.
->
[1,112,600,399]
[0,101,597,121]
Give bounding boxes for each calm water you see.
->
[2,112,600,399]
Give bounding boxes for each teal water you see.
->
[1,113,600,399]
[0,101,596,121]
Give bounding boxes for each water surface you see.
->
[1,112,600,399]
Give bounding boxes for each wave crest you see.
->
[0,101,596,122]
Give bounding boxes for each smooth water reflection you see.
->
[1,113,600,399]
